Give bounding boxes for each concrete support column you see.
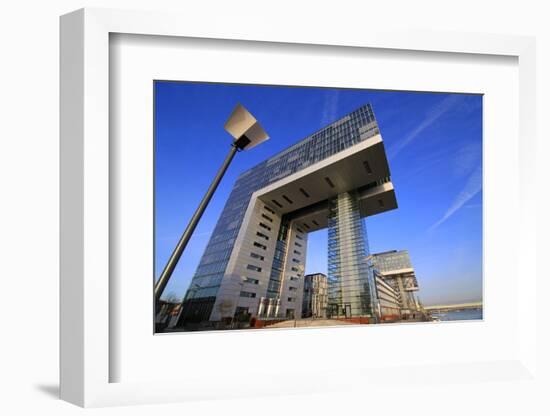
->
[327,191,375,318]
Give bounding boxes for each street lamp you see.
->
[154,104,269,304]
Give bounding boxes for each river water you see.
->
[431,308,483,321]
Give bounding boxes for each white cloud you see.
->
[428,164,482,232]
[320,90,340,127]
[452,142,481,178]
[388,95,463,159]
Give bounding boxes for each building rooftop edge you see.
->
[237,102,375,179]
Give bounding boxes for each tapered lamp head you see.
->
[224,103,269,150]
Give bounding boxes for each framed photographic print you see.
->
[60,7,538,408]
[153,82,482,334]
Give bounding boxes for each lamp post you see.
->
[154,104,269,304]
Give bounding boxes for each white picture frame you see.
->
[60,7,538,408]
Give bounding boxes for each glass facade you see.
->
[371,250,413,273]
[327,191,375,318]
[266,217,291,298]
[183,104,380,304]
[302,273,328,318]
[371,250,419,311]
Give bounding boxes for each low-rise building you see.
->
[373,270,401,321]
[302,273,328,318]
[369,250,422,319]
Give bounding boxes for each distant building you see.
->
[302,273,328,318]
[372,269,401,321]
[369,250,421,318]
[155,300,181,331]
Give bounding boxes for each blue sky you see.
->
[155,81,483,306]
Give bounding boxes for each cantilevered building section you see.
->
[372,269,401,321]
[370,250,421,317]
[176,103,398,326]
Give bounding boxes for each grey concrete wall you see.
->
[209,197,281,321]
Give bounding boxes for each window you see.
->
[261,213,273,222]
[256,232,269,240]
[324,176,335,188]
[289,286,297,291]
[253,241,267,250]
[282,195,293,204]
[271,199,283,208]
[290,276,299,281]
[235,306,249,316]
[244,277,259,284]
[250,252,265,261]
[297,227,303,233]
[291,267,299,272]
[240,291,256,298]
[293,250,301,255]
[295,242,302,248]
[296,234,303,240]
[299,188,310,198]
[287,297,295,302]
[363,160,373,174]
[264,205,276,215]
[292,258,300,263]
[259,222,271,231]
[247,264,262,272]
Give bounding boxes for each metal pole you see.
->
[154,144,239,303]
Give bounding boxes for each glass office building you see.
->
[177,103,397,326]
[302,273,329,318]
[372,250,413,273]
[370,250,420,312]
[327,191,376,318]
